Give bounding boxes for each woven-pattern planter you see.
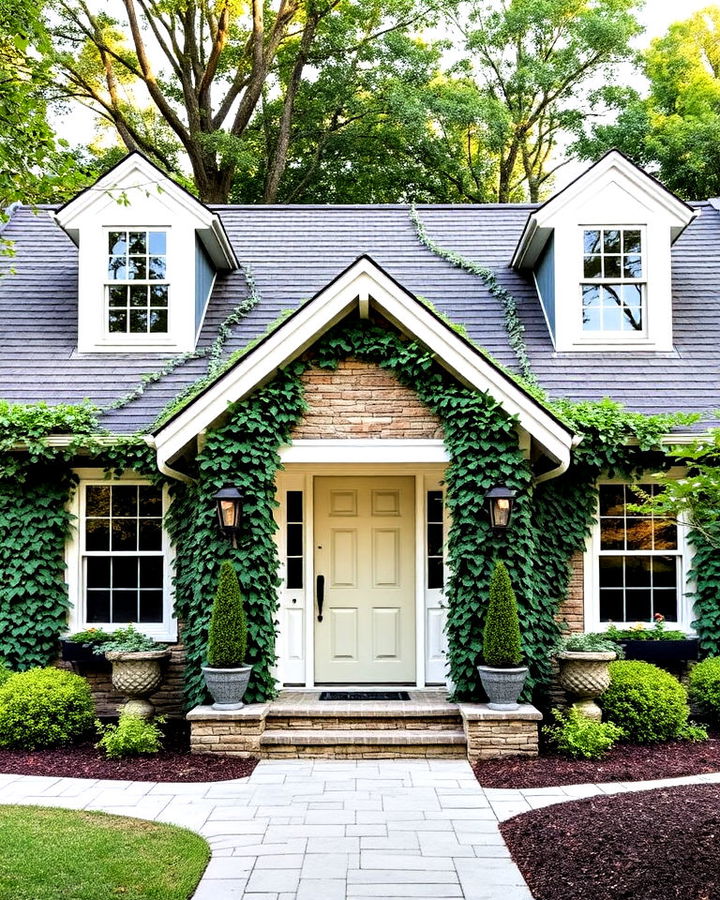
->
[557,650,616,720]
[105,650,170,718]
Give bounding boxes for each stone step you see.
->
[260,728,467,759]
[266,714,463,731]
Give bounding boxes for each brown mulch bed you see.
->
[501,783,720,900]
[0,722,258,783]
[474,733,720,789]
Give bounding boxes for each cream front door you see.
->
[314,476,416,683]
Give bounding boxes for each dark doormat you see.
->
[319,691,411,701]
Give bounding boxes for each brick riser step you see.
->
[260,728,467,759]
[266,714,463,731]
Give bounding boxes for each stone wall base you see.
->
[187,700,542,762]
[458,703,543,762]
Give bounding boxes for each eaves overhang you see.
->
[152,255,576,475]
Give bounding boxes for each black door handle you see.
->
[316,574,325,622]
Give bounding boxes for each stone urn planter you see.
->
[105,649,170,719]
[557,650,616,721]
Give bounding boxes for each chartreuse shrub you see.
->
[600,660,701,743]
[482,562,523,667]
[96,713,165,759]
[544,707,624,760]
[689,657,720,724]
[0,662,11,688]
[0,668,95,749]
[207,561,247,667]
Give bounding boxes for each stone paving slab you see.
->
[0,759,717,898]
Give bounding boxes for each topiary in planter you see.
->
[477,561,527,710]
[600,660,691,743]
[207,560,247,668]
[483,561,523,667]
[0,668,95,749]
[203,561,252,710]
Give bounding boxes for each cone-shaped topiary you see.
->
[482,561,523,668]
[207,561,247,668]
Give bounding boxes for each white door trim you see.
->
[275,461,447,688]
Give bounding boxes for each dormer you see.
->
[512,151,697,353]
[54,153,237,354]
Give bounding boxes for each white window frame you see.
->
[105,228,170,338]
[577,225,648,344]
[584,472,695,633]
[65,469,176,641]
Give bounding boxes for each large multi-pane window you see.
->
[106,230,168,334]
[82,484,165,624]
[582,228,644,335]
[598,484,680,623]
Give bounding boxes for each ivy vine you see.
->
[105,262,261,413]
[410,205,538,387]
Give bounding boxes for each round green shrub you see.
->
[482,561,523,667]
[96,713,165,759]
[689,657,720,723]
[207,560,247,668]
[600,660,690,743]
[0,668,95,750]
[544,707,624,760]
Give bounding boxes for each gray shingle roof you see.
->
[1,200,717,434]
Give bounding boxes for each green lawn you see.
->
[0,805,210,900]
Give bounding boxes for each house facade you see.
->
[1,151,716,714]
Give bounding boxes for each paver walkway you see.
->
[1,759,719,900]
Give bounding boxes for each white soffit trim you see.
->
[280,439,449,464]
[512,150,698,270]
[153,256,574,469]
[53,152,237,271]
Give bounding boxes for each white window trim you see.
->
[575,224,649,346]
[65,469,177,641]
[583,471,695,634]
[100,226,176,349]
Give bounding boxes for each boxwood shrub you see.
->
[0,668,95,750]
[96,713,165,759]
[689,657,720,724]
[600,660,690,743]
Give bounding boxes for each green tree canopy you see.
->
[460,0,643,202]
[576,7,720,199]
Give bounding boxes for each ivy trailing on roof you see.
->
[104,262,261,413]
[409,204,538,388]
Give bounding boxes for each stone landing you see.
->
[187,691,542,761]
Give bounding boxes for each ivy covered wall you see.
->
[0,321,709,709]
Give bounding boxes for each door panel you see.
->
[314,476,415,683]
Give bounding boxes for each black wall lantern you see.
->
[485,485,516,530]
[213,487,243,542]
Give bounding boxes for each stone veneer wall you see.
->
[549,551,585,708]
[59,641,187,717]
[292,359,444,439]
[555,551,584,633]
[460,705,542,762]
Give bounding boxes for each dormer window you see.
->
[107,230,169,334]
[512,150,697,353]
[581,228,644,335]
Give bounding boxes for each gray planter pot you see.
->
[477,665,528,711]
[202,665,253,710]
